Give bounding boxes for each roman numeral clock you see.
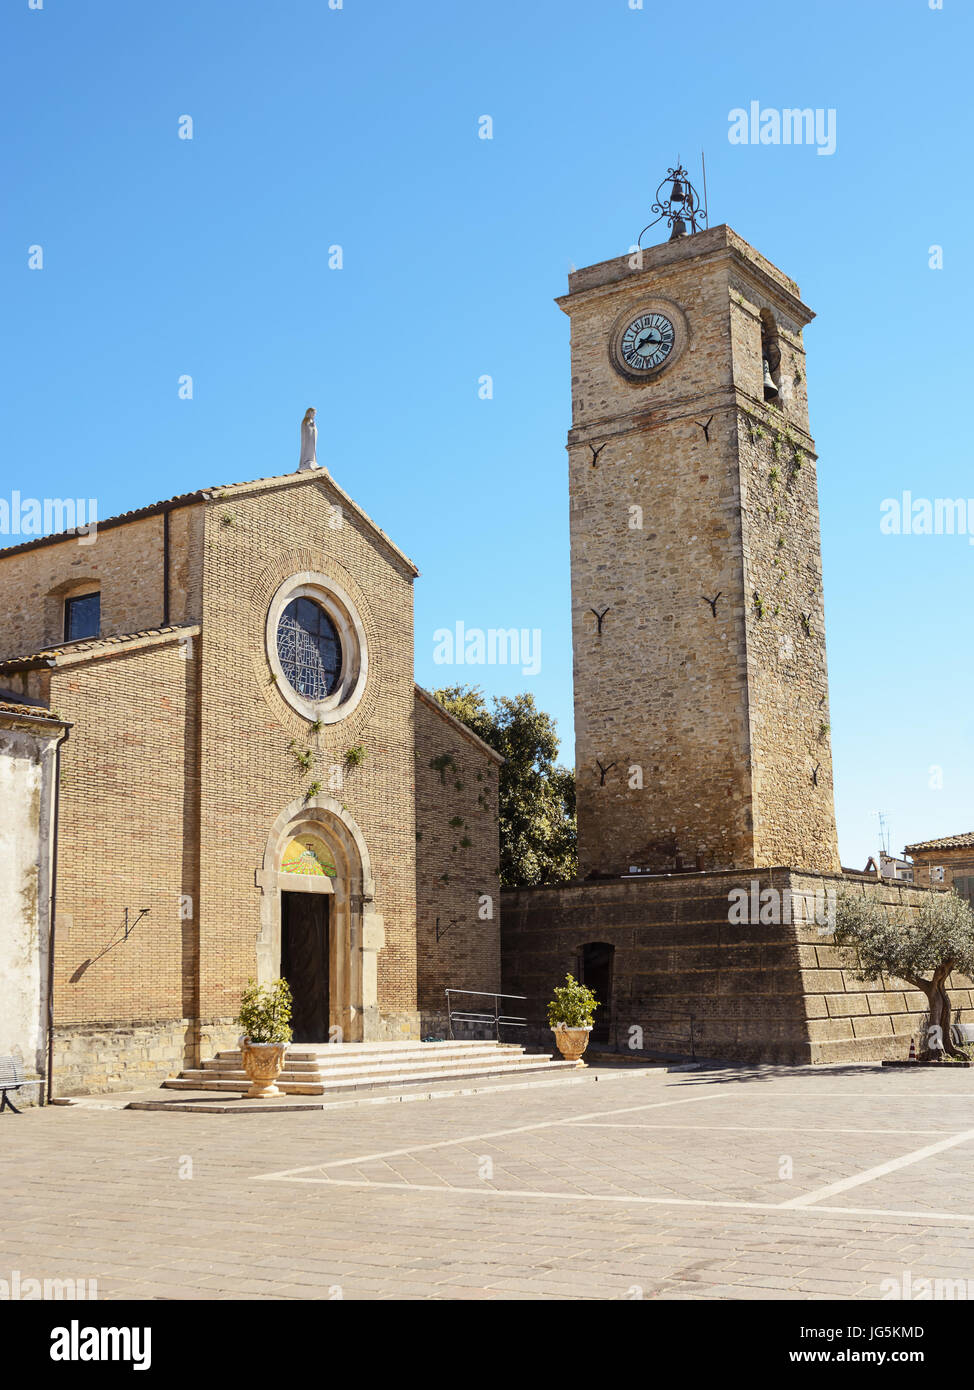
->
[620,312,674,371]
[608,302,689,382]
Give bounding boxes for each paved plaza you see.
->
[4,1062,974,1300]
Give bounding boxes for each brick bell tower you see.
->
[561,165,840,878]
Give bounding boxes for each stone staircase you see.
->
[162,1039,576,1096]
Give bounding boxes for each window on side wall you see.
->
[64,592,100,641]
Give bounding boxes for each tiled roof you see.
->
[0,485,214,556]
[0,624,198,671]
[905,833,974,854]
[0,690,69,724]
[0,469,419,575]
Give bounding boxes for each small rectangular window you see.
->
[64,592,100,641]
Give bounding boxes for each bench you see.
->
[0,1056,36,1114]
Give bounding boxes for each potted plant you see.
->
[547,973,599,1066]
[236,978,293,1098]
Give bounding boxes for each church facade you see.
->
[0,468,502,1095]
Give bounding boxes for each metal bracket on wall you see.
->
[590,605,610,634]
[123,908,150,940]
[588,441,607,467]
[435,916,461,943]
[596,760,616,786]
[696,416,714,443]
[702,592,721,617]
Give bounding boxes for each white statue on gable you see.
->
[299,407,319,471]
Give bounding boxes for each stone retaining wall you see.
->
[501,869,973,1065]
[51,1018,236,1096]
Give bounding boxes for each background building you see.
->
[906,834,974,904]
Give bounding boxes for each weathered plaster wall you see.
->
[0,716,62,1097]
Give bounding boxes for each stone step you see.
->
[212,1039,519,1061]
[207,1042,526,1072]
[172,1051,551,1087]
[203,1057,324,1073]
[163,1056,573,1095]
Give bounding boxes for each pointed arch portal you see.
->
[255,795,385,1043]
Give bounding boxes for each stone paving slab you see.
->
[4,1062,974,1300]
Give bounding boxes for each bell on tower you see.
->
[637,161,707,247]
[761,311,783,400]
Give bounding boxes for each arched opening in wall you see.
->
[259,796,378,1044]
[579,942,614,1045]
[759,308,782,402]
[279,833,337,1042]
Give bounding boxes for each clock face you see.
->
[620,312,675,372]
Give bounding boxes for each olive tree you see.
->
[833,889,974,1058]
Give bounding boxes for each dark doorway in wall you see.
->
[581,941,613,1045]
[281,892,329,1043]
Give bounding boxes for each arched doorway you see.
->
[255,795,385,1043]
[580,942,614,1045]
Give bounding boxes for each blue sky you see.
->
[3,0,971,869]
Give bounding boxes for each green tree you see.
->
[432,685,576,888]
[833,889,974,1058]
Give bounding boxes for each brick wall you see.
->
[0,506,203,660]
[414,689,501,1035]
[0,466,430,1090]
[195,473,420,1036]
[42,630,200,1093]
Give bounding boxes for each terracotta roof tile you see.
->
[905,833,974,853]
[0,469,419,575]
[0,624,198,671]
[0,694,68,724]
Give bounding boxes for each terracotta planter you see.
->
[240,1041,288,1098]
[552,1024,592,1066]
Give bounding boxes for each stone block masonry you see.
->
[501,870,970,1065]
[560,225,839,877]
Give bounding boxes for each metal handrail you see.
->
[445,989,527,1042]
